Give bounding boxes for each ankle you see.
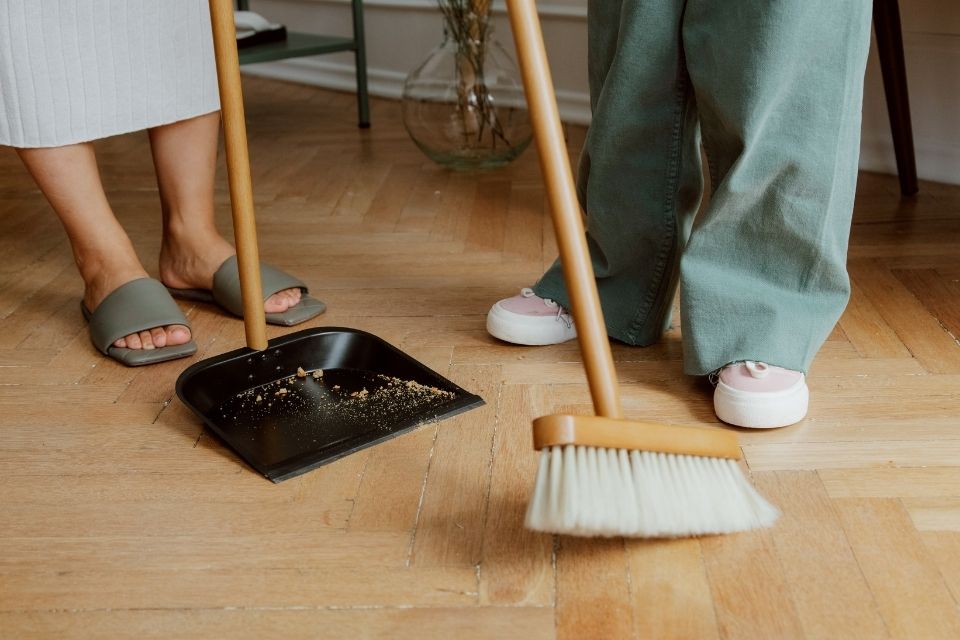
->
[79,258,149,311]
[161,215,224,250]
[159,232,234,291]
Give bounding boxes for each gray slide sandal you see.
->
[167,256,326,327]
[82,278,198,367]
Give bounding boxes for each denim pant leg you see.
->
[679,0,873,375]
[534,0,704,346]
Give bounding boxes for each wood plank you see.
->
[464,178,510,252]
[848,259,960,373]
[0,493,364,538]
[893,267,960,340]
[0,349,58,367]
[410,365,500,567]
[627,538,719,640]
[0,565,477,612]
[555,537,633,640]
[835,498,960,638]
[502,184,545,262]
[701,527,805,639]
[838,281,912,358]
[0,607,556,640]
[348,427,436,533]
[919,531,960,607]
[753,472,888,639]
[0,383,128,405]
[362,163,421,228]
[743,440,960,471]
[429,172,477,242]
[819,467,960,499]
[0,266,83,350]
[0,532,412,573]
[479,385,554,606]
[904,497,960,532]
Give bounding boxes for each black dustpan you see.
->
[177,327,483,482]
[177,1,483,482]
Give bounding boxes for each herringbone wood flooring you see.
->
[1,77,959,639]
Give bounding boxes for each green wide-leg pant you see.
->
[534,0,873,375]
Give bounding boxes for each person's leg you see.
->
[679,0,873,376]
[16,143,190,350]
[532,0,704,346]
[150,111,301,313]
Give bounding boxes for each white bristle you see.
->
[525,445,779,538]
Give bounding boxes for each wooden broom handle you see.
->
[208,0,268,351]
[505,0,623,419]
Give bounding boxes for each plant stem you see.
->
[438,0,511,150]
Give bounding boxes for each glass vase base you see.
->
[414,140,533,172]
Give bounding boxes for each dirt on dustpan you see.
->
[176,327,484,482]
[221,369,458,438]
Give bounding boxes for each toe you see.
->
[264,292,288,313]
[263,288,303,313]
[126,332,143,350]
[114,337,128,348]
[139,330,155,350]
[166,325,191,346]
[150,327,167,348]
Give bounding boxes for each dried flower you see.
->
[436,0,510,149]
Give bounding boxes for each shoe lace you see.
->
[521,287,572,328]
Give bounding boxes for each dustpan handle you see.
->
[505,0,623,419]
[209,0,269,351]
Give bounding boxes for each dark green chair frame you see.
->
[235,0,370,128]
[874,0,916,196]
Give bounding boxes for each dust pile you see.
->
[215,368,458,445]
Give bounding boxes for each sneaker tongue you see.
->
[745,361,769,379]
[518,288,557,309]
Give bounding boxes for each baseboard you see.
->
[254,0,588,20]
[859,134,960,187]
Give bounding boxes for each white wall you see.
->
[860,0,960,185]
[241,0,590,120]
[244,0,960,185]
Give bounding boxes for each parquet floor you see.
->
[1,77,959,639]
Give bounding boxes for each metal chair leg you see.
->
[352,0,371,129]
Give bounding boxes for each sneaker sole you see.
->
[713,377,809,429]
[486,304,577,346]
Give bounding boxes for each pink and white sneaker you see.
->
[486,288,577,345]
[713,361,808,429]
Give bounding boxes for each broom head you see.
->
[525,415,779,538]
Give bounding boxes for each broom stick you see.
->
[505,0,778,537]
[209,0,268,351]
[503,2,622,421]
[502,0,720,432]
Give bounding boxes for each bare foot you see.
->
[159,230,302,314]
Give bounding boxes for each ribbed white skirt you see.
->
[0,0,220,148]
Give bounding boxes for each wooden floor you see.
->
[1,77,959,639]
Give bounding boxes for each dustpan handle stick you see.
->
[505,0,623,419]
[209,0,268,351]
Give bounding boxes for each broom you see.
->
[504,0,779,537]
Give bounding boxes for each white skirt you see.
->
[0,0,220,148]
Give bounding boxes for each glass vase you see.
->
[401,20,532,171]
